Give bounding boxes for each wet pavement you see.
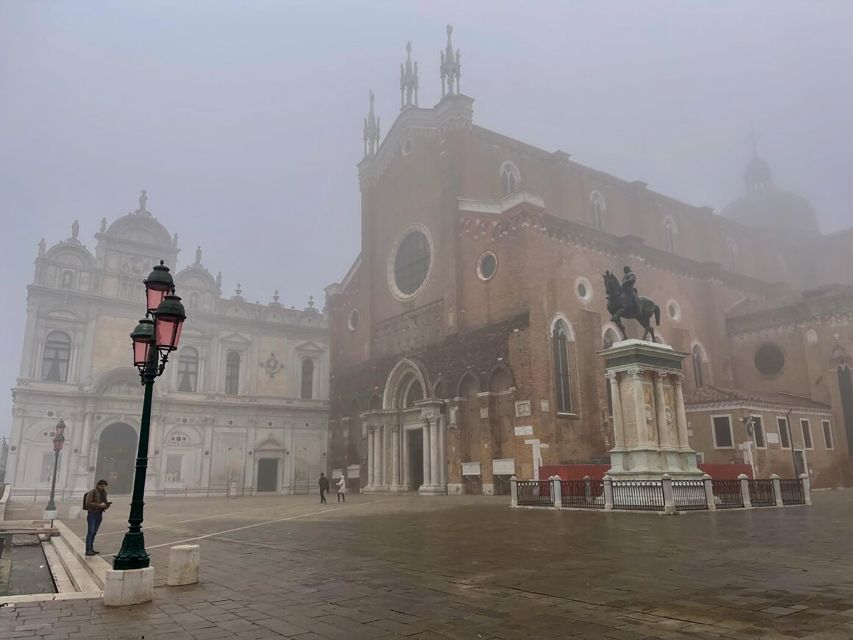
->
[2,490,853,639]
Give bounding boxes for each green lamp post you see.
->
[113,261,186,571]
[44,419,66,517]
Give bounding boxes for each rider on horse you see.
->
[621,266,639,312]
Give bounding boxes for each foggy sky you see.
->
[2,1,852,436]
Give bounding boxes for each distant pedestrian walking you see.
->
[336,474,347,502]
[82,479,111,556]
[318,473,330,504]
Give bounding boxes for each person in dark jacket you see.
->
[83,480,111,556]
[318,473,330,504]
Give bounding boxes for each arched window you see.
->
[42,331,71,382]
[590,191,606,231]
[402,374,424,408]
[664,217,677,253]
[500,162,520,196]
[225,351,240,395]
[552,321,573,414]
[301,358,314,399]
[177,347,199,392]
[692,344,707,387]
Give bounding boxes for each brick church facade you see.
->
[326,27,853,493]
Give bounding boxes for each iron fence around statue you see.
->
[711,479,743,509]
[610,480,665,511]
[672,479,708,511]
[780,478,806,505]
[516,480,553,507]
[749,479,776,507]
[560,480,605,508]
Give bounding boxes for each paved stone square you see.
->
[3,490,853,639]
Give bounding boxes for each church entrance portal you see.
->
[408,429,423,491]
[95,423,137,494]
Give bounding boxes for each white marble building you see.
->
[6,193,330,497]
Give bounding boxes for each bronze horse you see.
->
[603,270,660,342]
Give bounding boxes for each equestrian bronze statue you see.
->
[603,266,660,342]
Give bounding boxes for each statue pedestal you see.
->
[601,339,701,480]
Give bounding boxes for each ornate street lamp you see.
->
[113,262,186,571]
[44,419,66,517]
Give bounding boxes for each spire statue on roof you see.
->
[195,246,202,265]
[71,219,79,241]
[440,24,461,98]
[363,90,381,158]
[215,271,222,290]
[38,238,46,257]
[400,41,419,109]
[138,189,148,213]
[99,217,107,233]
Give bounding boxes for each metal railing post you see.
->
[770,473,783,507]
[510,475,518,508]
[603,475,614,511]
[583,475,591,504]
[703,473,716,511]
[800,473,812,505]
[661,473,676,515]
[551,475,562,509]
[738,473,752,509]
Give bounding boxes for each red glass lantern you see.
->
[130,318,156,368]
[53,419,66,452]
[154,294,187,352]
[143,261,174,315]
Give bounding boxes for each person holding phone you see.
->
[83,479,111,556]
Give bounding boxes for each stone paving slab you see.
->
[2,491,853,638]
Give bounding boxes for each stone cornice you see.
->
[685,401,831,416]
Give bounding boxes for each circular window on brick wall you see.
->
[575,276,593,303]
[389,226,432,300]
[754,343,785,376]
[667,299,682,321]
[476,251,497,281]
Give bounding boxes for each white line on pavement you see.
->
[146,501,374,549]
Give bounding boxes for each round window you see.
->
[575,277,593,303]
[348,309,359,331]
[391,229,431,298]
[477,251,497,281]
[667,299,681,321]
[754,343,785,376]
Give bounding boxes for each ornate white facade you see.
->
[6,193,330,498]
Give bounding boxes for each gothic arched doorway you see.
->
[95,423,138,494]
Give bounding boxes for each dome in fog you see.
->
[722,154,820,236]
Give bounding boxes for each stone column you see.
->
[630,368,650,447]
[373,426,383,488]
[673,375,691,451]
[438,414,447,489]
[653,372,670,448]
[366,426,374,489]
[391,425,400,489]
[421,419,432,489]
[429,414,439,490]
[607,372,625,449]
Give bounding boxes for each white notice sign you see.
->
[766,432,780,445]
[514,425,534,436]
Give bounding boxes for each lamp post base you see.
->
[113,531,151,571]
[43,509,57,521]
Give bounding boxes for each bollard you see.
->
[771,474,784,507]
[167,544,200,586]
[551,475,562,509]
[738,473,752,509]
[510,475,518,508]
[603,475,614,511]
[661,473,676,515]
[703,473,716,511]
[800,473,812,505]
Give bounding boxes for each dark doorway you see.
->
[408,429,423,491]
[95,423,137,494]
[793,450,806,477]
[256,459,279,492]
[838,365,853,454]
